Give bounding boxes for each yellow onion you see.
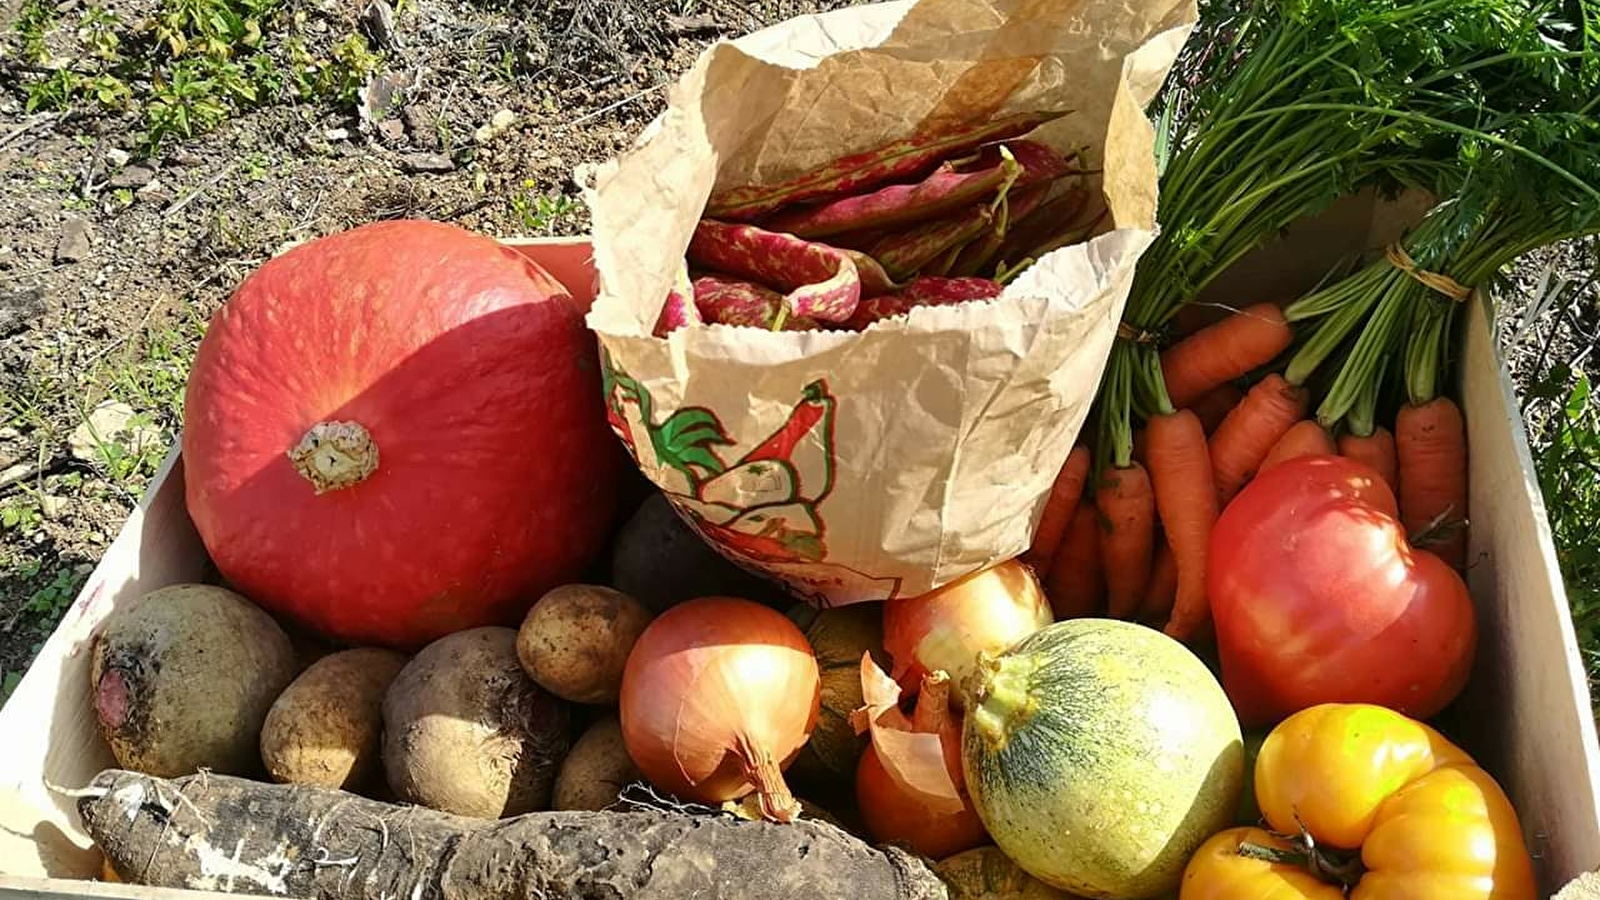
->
[852,656,988,860]
[618,595,821,822]
[883,559,1052,698]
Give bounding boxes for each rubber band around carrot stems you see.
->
[1385,243,1472,302]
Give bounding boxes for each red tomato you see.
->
[1207,455,1477,728]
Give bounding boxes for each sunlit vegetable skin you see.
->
[1208,455,1477,726]
[1180,828,1342,900]
[1182,704,1537,900]
[960,619,1243,899]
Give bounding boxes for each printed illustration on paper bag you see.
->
[600,348,902,606]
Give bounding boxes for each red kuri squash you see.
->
[182,220,622,648]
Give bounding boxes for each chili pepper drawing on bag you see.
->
[600,347,903,606]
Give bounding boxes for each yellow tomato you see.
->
[1181,828,1344,900]
[1179,703,1537,900]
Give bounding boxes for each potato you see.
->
[382,627,572,818]
[90,583,297,778]
[517,585,651,705]
[551,715,641,811]
[608,493,793,612]
[260,647,408,792]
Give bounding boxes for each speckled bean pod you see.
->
[704,110,1070,222]
[692,275,819,330]
[758,143,1024,239]
[652,260,703,337]
[990,187,1100,271]
[947,182,1054,278]
[868,204,995,282]
[686,219,863,322]
[844,276,1004,329]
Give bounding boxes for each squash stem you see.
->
[963,652,1039,751]
[287,420,379,494]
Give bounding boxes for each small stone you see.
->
[401,106,438,149]
[136,178,163,195]
[378,118,407,144]
[473,109,517,145]
[360,70,408,127]
[324,127,350,142]
[40,495,68,519]
[69,400,162,463]
[0,427,20,439]
[361,0,398,51]
[88,531,105,543]
[401,152,454,174]
[0,287,43,337]
[55,216,92,263]
[107,164,156,189]
[105,148,130,168]
[173,149,204,166]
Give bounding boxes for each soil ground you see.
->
[0,0,856,686]
[0,0,1595,695]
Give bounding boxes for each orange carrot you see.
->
[1190,384,1244,435]
[1145,409,1216,640]
[1044,501,1104,620]
[1021,446,1091,575]
[1338,426,1399,492]
[1138,541,1178,626]
[1396,397,1469,568]
[1206,373,1308,506]
[1161,303,1293,410]
[1145,409,1220,641]
[1259,420,1337,473]
[1096,461,1155,619]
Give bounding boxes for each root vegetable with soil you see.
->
[79,768,953,900]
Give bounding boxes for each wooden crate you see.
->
[2,226,1598,899]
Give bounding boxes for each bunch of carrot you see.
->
[650,110,1107,337]
[1023,300,1469,644]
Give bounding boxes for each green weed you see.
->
[1,670,21,704]
[1519,246,1600,709]
[13,0,57,63]
[9,0,386,153]
[0,498,44,534]
[509,182,580,235]
[1532,370,1600,693]
[25,566,86,620]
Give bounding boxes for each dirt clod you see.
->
[54,216,92,263]
[401,152,454,173]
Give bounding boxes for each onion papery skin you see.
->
[619,596,821,818]
[857,741,989,860]
[883,559,1052,696]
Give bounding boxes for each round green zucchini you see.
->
[959,618,1243,899]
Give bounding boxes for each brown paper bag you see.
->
[581,0,1196,608]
